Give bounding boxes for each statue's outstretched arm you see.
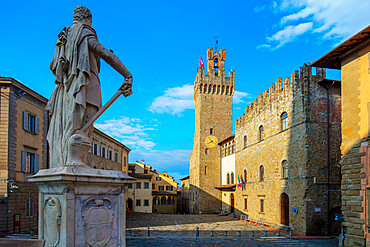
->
[88,37,132,79]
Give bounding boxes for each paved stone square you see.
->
[126,213,338,246]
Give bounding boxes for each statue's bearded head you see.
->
[73,6,92,22]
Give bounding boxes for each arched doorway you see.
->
[127,198,133,211]
[280,193,289,225]
[230,193,235,213]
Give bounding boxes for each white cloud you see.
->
[130,149,191,183]
[149,84,194,116]
[257,0,370,50]
[95,116,156,150]
[233,91,253,104]
[267,22,313,48]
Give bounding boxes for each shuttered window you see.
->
[21,151,39,174]
[23,111,40,134]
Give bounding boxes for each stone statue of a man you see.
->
[46,6,132,167]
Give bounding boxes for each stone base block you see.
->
[29,166,135,247]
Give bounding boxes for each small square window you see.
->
[144,200,149,206]
[136,200,141,206]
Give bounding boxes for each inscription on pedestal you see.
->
[82,198,114,247]
[44,197,61,247]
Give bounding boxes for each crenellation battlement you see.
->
[236,64,326,128]
[194,48,235,97]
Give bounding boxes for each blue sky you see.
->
[1,0,369,183]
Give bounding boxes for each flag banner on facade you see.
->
[199,56,204,69]
[238,175,242,187]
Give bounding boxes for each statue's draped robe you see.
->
[46,22,102,167]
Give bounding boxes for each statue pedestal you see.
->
[29,167,135,247]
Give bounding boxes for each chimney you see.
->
[142,160,145,164]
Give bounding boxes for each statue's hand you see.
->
[120,76,133,97]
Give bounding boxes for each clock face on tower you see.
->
[205,135,218,148]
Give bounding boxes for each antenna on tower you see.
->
[214,33,219,51]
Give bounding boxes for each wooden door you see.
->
[280,193,289,225]
[230,193,235,213]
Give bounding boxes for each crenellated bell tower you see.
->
[189,48,235,214]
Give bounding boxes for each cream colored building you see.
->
[127,161,153,213]
[216,135,236,214]
[89,128,130,172]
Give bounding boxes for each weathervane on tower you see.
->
[214,33,219,50]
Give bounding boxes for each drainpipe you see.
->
[320,80,335,235]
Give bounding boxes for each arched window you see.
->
[259,125,264,141]
[231,172,234,184]
[212,85,216,94]
[167,196,172,205]
[282,160,288,178]
[232,141,235,154]
[244,169,247,183]
[161,196,167,205]
[172,197,175,205]
[281,112,288,131]
[214,58,218,67]
[153,196,159,205]
[227,143,231,155]
[243,135,247,149]
[25,197,34,218]
[227,173,230,184]
[259,166,264,182]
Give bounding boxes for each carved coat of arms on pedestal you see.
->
[44,197,61,247]
[82,198,115,247]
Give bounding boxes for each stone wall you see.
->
[189,48,234,214]
[232,65,341,235]
[340,137,369,246]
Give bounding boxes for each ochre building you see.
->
[311,25,370,246]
